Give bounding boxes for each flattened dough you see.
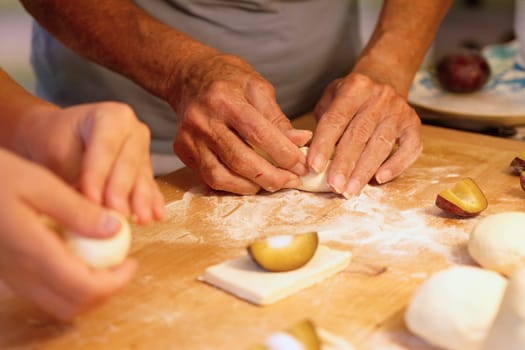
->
[201,245,351,305]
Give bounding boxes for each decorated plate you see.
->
[408,41,525,126]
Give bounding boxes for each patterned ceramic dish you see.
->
[408,41,525,126]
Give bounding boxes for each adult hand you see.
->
[20,102,164,224]
[308,73,422,198]
[169,52,312,194]
[0,149,136,320]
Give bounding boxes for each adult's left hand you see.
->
[307,72,422,199]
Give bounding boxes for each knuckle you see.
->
[203,81,229,107]
[93,102,132,122]
[202,165,227,191]
[111,102,136,118]
[349,122,374,145]
[258,80,276,97]
[321,110,348,126]
[261,177,286,193]
[347,73,373,90]
[179,104,209,131]
[247,125,267,147]
[139,122,151,142]
[181,104,200,123]
[380,83,396,97]
[266,112,288,127]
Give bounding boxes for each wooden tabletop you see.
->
[1,114,524,350]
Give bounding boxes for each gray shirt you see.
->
[31,0,359,156]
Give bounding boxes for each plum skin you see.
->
[434,178,488,217]
[435,195,481,218]
[436,50,491,93]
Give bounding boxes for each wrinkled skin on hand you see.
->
[21,102,165,224]
[308,73,423,198]
[0,149,136,321]
[169,52,312,195]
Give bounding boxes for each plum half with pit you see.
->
[435,177,488,217]
[435,49,491,93]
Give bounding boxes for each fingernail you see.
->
[284,178,301,188]
[101,211,121,235]
[375,170,392,184]
[343,179,361,199]
[312,154,327,174]
[330,173,346,194]
[291,161,308,176]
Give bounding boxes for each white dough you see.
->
[201,245,351,305]
[404,265,507,350]
[483,269,525,350]
[468,211,525,276]
[296,147,331,192]
[482,267,525,350]
[265,332,304,350]
[261,328,355,350]
[64,211,131,269]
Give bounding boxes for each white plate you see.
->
[408,41,525,126]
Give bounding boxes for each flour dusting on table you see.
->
[162,183,473,263]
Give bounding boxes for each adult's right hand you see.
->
[169,51,312,194]
[0,149,135,321]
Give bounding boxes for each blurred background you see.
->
[0,1,34,90]
[0,0,517,93]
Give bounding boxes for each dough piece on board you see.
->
[404,265,507,350]
[468,211,525,276]
[296,147,331,193]
[201,245,351,305]
[482,267,525,350]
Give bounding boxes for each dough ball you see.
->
[405,265,507,350]
[468,211,525,276]
[482,267,525,350]
[296,147,331,193]
[64,211,131,269]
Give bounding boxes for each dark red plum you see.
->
[436,50,491,93]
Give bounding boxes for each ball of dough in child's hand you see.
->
[64,211,131,269]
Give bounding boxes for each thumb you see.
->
[25,166,122,239]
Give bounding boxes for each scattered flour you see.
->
[159,182,473,264]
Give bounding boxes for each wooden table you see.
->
[1,114,524,350]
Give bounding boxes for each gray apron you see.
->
[31,0,358,169]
